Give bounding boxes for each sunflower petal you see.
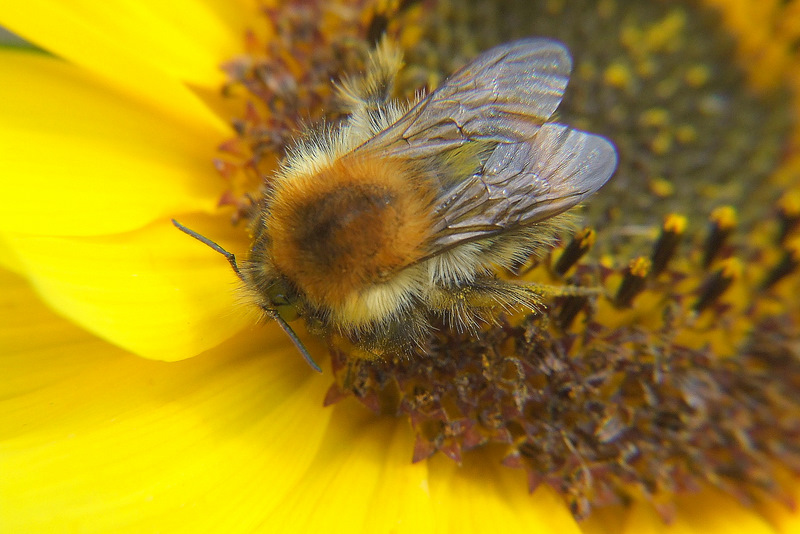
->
[623,489,777,534]
[362,422,436,532]
[757,482,800,534]
[581,505,628,534]
[1,216,253,360]
[0,51,232,236]
[0,1,246,126]
[1,269,333,532]
[263,405,435,532]
[426,452,582,533]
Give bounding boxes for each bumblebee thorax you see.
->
[265,153,436,310]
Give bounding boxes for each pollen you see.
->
[603,63,632,90]
[638,107,670,128]
[710,205,737,230]
[685,64,711,87]
[647,176,674,198]
[613,256,650,307]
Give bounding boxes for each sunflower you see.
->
[2,1,799,533]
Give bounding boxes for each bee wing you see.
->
[426,123,617,252]
[360,38,573,158]
[353,38,616,265]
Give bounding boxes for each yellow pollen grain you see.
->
[597,0,616,19]
[579,228,597,248]
[545,0,565,15]
[784,3,800,41]
[639,107,670,127]
[710,205,738,230]
[664,213,688,234]
[577,61,597,81]
[629,256,652,277]
[635,58,656,78]
[619,25,642,52]
[779,190,800,217]
[656,78,679,99]
[685,64,711,87]
[787,236,800,260]
[604,62,633,89]
[675,125,698,144]
[399,22,424,50]
[643,10,686,52]
[718,257,743,279]
[599,255,616,269]
[650,131,673,155]
[648,177,675,198]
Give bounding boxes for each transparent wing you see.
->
[426,123,618,252]
[360,38,573,158]
[351,39,616,266]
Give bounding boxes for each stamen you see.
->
[693,258,741,313]
[702,206,737,268]
[650,214,686,276]
[761,238,800,290]
[614,256,651,307]
[556,295,588,329]
[554,227,596,276]
[777,191,800,242]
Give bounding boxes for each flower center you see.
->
[217,0,799,521]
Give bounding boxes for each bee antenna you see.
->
[270,311,323,373]
[172,219,322,373]
[171,219,243,281]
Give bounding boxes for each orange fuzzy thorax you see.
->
[266,152,437,310]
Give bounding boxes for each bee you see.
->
[175,38,618,372]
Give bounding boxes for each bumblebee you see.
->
[176,38,617,371]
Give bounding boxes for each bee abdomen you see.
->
[267,154,436,311]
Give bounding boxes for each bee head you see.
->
[263,277,301,321]
[171,219,322,373]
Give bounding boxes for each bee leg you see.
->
[429,278,606,334]
[523,282,606,299]
[428,278,545,333]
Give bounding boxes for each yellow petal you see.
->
[0,233,24,275]
[1,268,335,532]
[2,215,254,360]
[427,449,582,534]
[362,422,436,532]
[623,488,778,534]
[4,267,796,532]
[1,1,243,131]
[264,405,435,532]
[0,51,229,236]
[581,504,630,534]
[757,482,800,534]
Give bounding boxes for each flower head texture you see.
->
[2,1,800,533]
